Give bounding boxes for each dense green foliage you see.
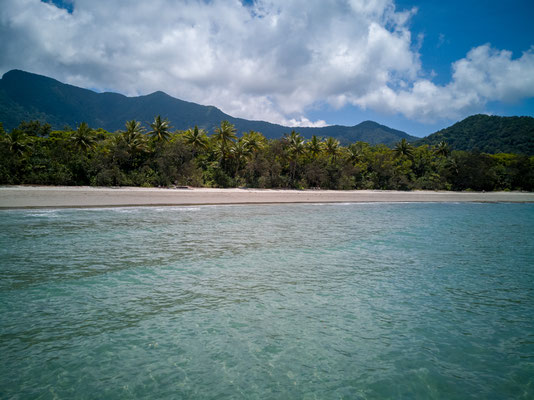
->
[0,70,416,145]
[3,71,533,154]
[416,114,534,155]
[2,119,533,191]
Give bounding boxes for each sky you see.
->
[0,0,533,137]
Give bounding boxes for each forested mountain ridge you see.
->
[0,69,416,146]
[416,114,534,155]
[2,70,533,154]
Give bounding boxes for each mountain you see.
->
[0,69,416,146]
[297,120,415,146]
[416,114,534,155]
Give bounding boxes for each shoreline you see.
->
[1,186,534,209]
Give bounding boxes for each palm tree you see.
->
[122,120,147,153]
[214,121,237,149]
[289,134,305,157]
[124,119,145,137]
[285,130,306,184]
[183,125,208,155]
[394,138,414,159]
[324,137,341,162]
[285,130,299,145]
[241,130,265,154]
[306,135,323,159]
[2,129,29,157]
[71,122,96,153]
[285,130,306,156]
[347,142,365,164]
[434,141,450,158]
[230,139,252,178]
[214,121,237,168]
[148,115,172,142]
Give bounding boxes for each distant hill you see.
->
[297,120,415,146]
[0,69,416,146]
[416,114,534,155]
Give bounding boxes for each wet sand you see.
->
[1,186,533,209]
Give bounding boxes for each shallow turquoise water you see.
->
[1,203,533,399]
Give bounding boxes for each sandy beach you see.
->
[0,186,533,208]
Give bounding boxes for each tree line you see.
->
[1,117,533,191]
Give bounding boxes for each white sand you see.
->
[1,186,533,208]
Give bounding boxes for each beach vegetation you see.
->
[70,122,97,153]
[148,115,172,143]
[1,119,533,191]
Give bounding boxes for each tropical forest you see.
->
[1,117,533,191]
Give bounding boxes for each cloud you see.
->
[354,45,534,121]
[0,0,533,126]
[283,117,328,128]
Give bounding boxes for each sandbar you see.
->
[1,186,533,209]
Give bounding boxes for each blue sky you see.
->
[1,0,533,137]
[310,0,534,135]
[398,0,533,83]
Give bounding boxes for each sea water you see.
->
[0,203,533,399]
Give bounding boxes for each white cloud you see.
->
[0,0,533,126]
[354,45,534,121]
[283,117,328,128]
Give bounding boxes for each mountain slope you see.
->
[0,69,416,146]
[416,114,534,155]
[0,70,231,132]
[298,120,415,145]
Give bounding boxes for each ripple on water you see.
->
[0,203,533,399]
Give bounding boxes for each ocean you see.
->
[1,203,533,399]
